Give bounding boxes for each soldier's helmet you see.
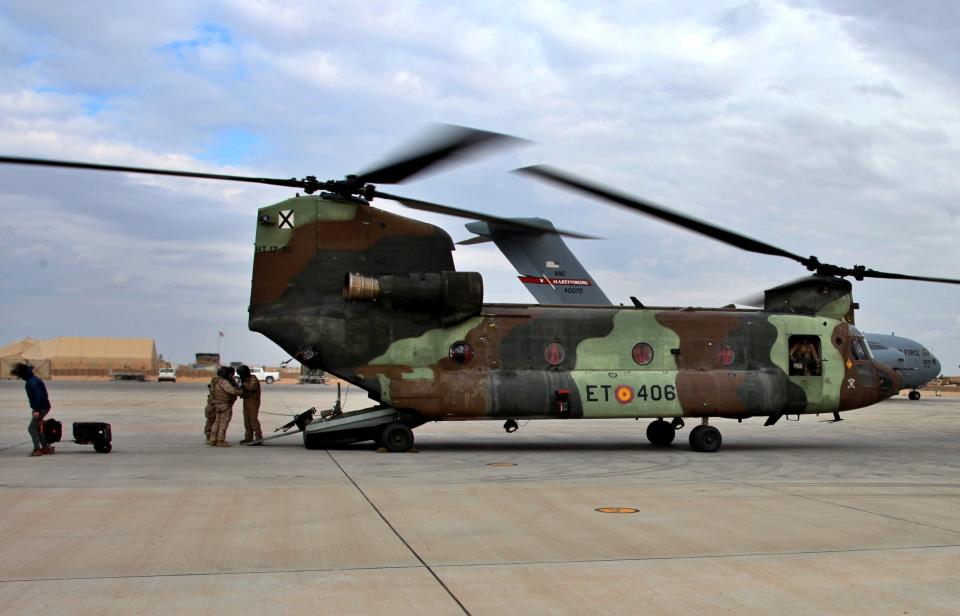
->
[236,365,251,380]
[216,366,232,379]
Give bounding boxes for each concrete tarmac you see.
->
[1,381,958,615]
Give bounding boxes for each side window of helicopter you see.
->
[788,335,821,376]
[715,343,736,367]
[449,341,474,365]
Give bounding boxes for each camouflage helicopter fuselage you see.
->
[249,195,899,435]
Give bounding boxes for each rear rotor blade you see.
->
[732,291,765,308]
[733,275,818,307]
[0,156,317,191]
[373,190,598,240]
[354,124,527,185]
[517,164,811,266]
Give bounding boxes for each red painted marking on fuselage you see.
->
[518,276,592,286]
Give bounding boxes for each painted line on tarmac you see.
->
[0,563,422,584]
[326,450,472,616]
[3,543,959,584]
[0,440,32,453]
[431,542,960,569]
[701,472,960,537]
[764,487,960,536]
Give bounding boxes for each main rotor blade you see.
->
[373,190,598,240]
[519,165,960,287]
[355,124,527,185]
[850,268,960,285]
[516,165,812,266]
[456,236,494,246]
[0,156,313,190]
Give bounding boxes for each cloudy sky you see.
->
[1,1,959,372]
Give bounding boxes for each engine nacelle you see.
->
[344,271,483,324]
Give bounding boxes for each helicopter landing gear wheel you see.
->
[689,425,722,453]
[908,390,921,401]
[380,423,414,453]
[646,419,675,447]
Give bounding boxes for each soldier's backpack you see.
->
[43,418,62,443]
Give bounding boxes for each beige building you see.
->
[1,336,157,379]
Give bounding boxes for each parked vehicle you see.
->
[113,370,146,381]
[158,367,177,383]
[250,366,280,384]
[298,367,326,384]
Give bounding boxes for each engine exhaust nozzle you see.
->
[344,273,380,301]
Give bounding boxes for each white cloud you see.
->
[1,1,959,369]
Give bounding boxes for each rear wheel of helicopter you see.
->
[689,425,722,453]
[380,423,415,453]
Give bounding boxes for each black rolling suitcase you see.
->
[73,422,112,453]
[42,418,62,443]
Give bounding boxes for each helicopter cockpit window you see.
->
[867,342,887,351]
[849,337,870,361]
[788,335,821,376]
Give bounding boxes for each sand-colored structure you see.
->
[0,336,157,379]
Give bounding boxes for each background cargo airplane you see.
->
[462,219,944,400]
[865,334,942,400]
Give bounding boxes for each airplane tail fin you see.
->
[460,218,611,305]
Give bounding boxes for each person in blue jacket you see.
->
[11,363,54,456]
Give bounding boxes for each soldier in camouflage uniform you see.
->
[208,366,239,447]
[203,372,219,441]
[236,365,263,444]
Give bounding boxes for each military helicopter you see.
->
[460,217,947,401]
[3,125,959,453]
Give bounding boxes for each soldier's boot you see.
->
[216,441,231,447]
[206,439,217,446]
[251,432,263,446]
[240,432,252,444]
